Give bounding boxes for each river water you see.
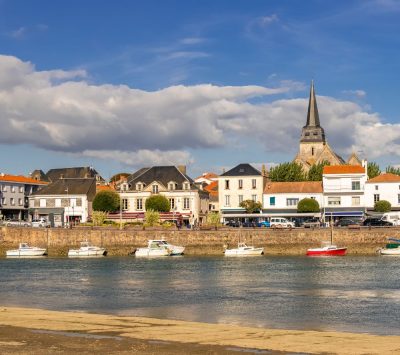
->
[1,256,399,335]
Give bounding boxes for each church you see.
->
[294,81,361,172]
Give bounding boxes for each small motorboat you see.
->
[306,241,347,256]
[68,241,107,257]
[224,242,264,256]
[6,243,47,257]
[378,238,400,255]
[135,239,184,257]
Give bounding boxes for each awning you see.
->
[324,211,364,217]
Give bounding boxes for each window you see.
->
[252,179,257,189]
[169,183,175,191]
[351,181,360,190]
[55,199,61,207]
[375,185,378,190]
[122,199,128,210]
[10,198,15,205]
[328,197,341,206]
[374,194,380,203]
[311,196,316,200]
[286,198,299,206]
[183,182,190,190]
[18,198,23,206]
[11,186,15,193]
[225,195,230,206]
[19,186,24,193]
[252,194,257,202]
[311,147,315,156]
[1,185,7,192]
[225,180,230,190]
[70,198,77,207]
[183,198,190,209]
[169,198,175,209]
[238,179,243,189]
[136,198,143,210]
[238,195,243,204]
[1,197,6,205]
[136,183,142,191]
[40,199,46,207]
[152,184,158,194]
[398,194,400,204]
[269,196,275,206]
[352,196,360,206]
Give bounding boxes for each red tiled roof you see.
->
[204,180,218,197]
[367,173,400,183]
[264,181,323,194]
[323,165,365,174]
[96,184,115,191]
[195,172,218,180]
[0,174,48,185]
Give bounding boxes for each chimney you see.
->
[177,165,186,175]
[262,164,266,177]
[362,159,368,175]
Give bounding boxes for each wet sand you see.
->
[1,307,400,354]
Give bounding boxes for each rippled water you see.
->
[1,256,400,335]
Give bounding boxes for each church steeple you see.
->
[300,81,326,143]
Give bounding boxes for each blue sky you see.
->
[0,0,400,179]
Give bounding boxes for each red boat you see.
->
[306,242,347,256]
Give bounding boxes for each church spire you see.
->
[306,80,321,127]
[300,81,326,143]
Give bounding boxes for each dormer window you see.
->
[136,183,143,191]
[152,184,159,194]
[183,182,190,190]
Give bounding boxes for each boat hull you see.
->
[135,248,171,257]
[6,248,47,257]
[306,247,347,256]
[68,249,107,257]
[379,248,400,256]
[224,248,264,256]
[170,246,185,256]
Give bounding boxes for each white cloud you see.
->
[342,89,366,98]
[180,37,205,45]
[0,54,398,169]
[259,14,279,27]
[10,27,26,39]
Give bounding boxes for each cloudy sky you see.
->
[0,0,400,179]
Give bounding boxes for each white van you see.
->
[381,212,400,226]
[270,217,295,229]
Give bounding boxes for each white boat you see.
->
[135,239,184,257]
[224,242,264,256]
[378,238,400,256]
[68,241,107,257]
[6,243,47,257]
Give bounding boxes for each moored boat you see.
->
[68,241,107,257]
[378,238,400,255]
[306,242,347,256]
[6,243,47,257]
[224,242,264,256]
[135,239,184,257]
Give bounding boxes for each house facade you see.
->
[118,166,209,226]
[263,181,323,216]
[29,178,96,227]
[322,164,367,220]
[365,173,400,211]
[218,164,266,220]
[0,174,48,220]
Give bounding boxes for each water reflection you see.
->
[1,256,400,335]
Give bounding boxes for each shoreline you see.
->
[1,307,400,354]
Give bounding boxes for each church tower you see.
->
[294,81,344,172]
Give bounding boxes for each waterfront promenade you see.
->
[1,307,400,354]
[0,226,398,256]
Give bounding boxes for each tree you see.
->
[386,166,400,176]
[239,200,262,213]
[269,162,306,182]
[297,198,320,213]
[145,209,160,226]
[368,162,381,179]
[92,211,107,226]
[145,194,170,212]
[207,212,221,229]
[93,191,120,212]
[374,200,391,213]
[307,160,330,181]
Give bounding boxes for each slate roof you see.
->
[323,165,365,174]
[367,173,400,183]
[220,163,261,177]
[33,178,97,200]
[264,181,323,194]
[45,167,104,183]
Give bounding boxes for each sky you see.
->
[0,0,400,179]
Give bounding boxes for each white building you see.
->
[118,166,209,226]
[263,181,323,216]
[365,173,400,211]
[322,164,367,220]
[218,163,266,220]
[194,172,218,186]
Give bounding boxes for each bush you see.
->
[239,200,262,213]
[145,194,170,212]
[206,212,222,228]
[92,211,107,226]
[374,200,391,213]
[93,191,120,212]
[297,198,320,213]
[144,210,160,227]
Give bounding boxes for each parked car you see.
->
[270,217,295,229]
[32,218,51,228]
[3,219,31,227]
[335,218,361,227]
[362,218,392,227]
[242,221,258,228]
[258,220,271,228]
[302,218,321,228]
[224,220,240,228]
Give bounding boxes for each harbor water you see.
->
[1,256,399,335]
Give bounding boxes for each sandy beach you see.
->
[1,307,400,354]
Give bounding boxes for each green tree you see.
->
[239,200,262,213]
[145,194,170,212]
[297,198,320,213]
[368,162,381,179]
[269,162,306,182]
[386,166,400,176]
[374,200,391,213]
[206,212,221,229]
[307,160,330,181]
[145,209,160,227]
[92,211,107,226]
[93,191,120,212]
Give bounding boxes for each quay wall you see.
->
[0,226,398,256]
